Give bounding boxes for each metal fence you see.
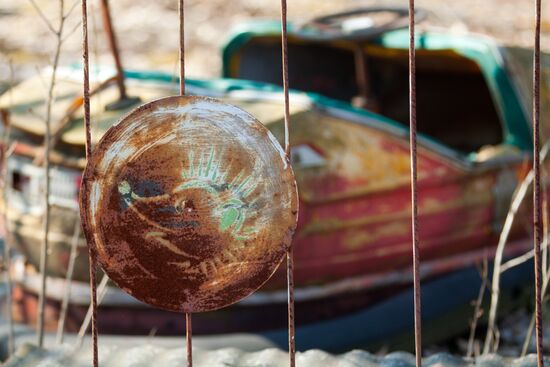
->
[1,0,545,366]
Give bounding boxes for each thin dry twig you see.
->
[26,107,47,124]
[467,255,488,358]
[32,0,67,347]
[61,20,83,44]
[29,0,57,35]
[75,274,109,347]
[500,238,549,273]
[484,141,550,354]
[56,214,81,344]
[522,179,550,356]
[522,269,550,356]
[33,65,50,97]
[64,0,80,20]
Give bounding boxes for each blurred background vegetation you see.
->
[1,0,550,84]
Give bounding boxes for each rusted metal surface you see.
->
[81,0,99,365]
[353,44,371,109]
[80,96,298,312]
[179,0,185,96]
[99,0,127,102]
[2,67,545,345]
[408,1,422,366]
[186,312,192,367]
[279,0,296,364]
[532,0,544,365]
[177,1,192,364]
[2,71,537,289]
[2,71,537,292]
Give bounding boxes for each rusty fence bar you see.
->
[81,0,99,366]
[533,0,544,366]
[408,1,422,366]
[179,0,185,96]
[178,1,192,366]
[99,0,127,101]
[186,312,192,367]
[280,0,295,365]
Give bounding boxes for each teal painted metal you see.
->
[122,69,408,135]
[116,70,483,165]
[65,65,430,156]
[220,22,532,154]
[378,30,531,151]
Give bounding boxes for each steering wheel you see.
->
[297,7,426,41]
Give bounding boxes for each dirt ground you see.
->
[1,0,550,83]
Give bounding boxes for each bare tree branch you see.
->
[63,0,80,20]
[35,0,66,347]
[56,214,81,344]
[522,270,550,356]
[34,65,50,93]
[467,255,488,358]
[521,175,550,356]
[484,140,550,354]
[500,238,549,273]
[75,274,109,348]
[61,20,82,44]
[26,107,47,124]
[28,0,57,35]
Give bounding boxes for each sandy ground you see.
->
[1,0,550,83]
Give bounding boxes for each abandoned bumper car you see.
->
[0,8,544,351]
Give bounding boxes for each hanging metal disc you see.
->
[80,95,298,313]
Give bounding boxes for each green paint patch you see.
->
[180,148,258,239]
[117,147,260,243]
[221,208,239,231]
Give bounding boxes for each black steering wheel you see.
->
[297,7,426,41]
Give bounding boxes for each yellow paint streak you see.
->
[344,221,409,250]
[300,188,492,237]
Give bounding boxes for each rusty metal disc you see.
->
[80,96,298,313]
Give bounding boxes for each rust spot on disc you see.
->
[80,96,298,312]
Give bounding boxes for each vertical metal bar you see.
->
[353,44,369,109]
[186,312,192,367]
[1,108,14,356]
[533,0,544,365]
[81,0,99,365]
[408,1,422,366]
[179,0,185,96]
[280,0,291,159]
[99,0,127,101]
[286,246,296,366]
[280,0,295,365]
[179,1,192,366]
[76,274,109,345]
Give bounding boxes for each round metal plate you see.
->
[80,96,298,313]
